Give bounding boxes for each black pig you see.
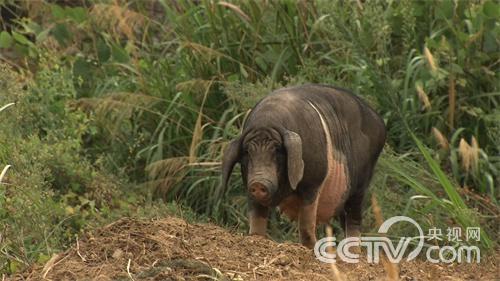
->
[221,84,386,248]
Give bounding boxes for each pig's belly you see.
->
[316,159,348,224]
[307,101,349,224]
[277,160,348,223]
[279,101,350,224]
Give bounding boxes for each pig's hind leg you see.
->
[342,165,376,239]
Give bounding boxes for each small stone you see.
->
[112,249,123,259]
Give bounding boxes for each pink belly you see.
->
[279,101,350,225]
[316,159,348,224]
[306,101,349,224]
[277,160,348,224]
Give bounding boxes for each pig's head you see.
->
[221,127,304,206]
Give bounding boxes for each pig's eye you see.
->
[276,149,285,162]
[275,146,285,154]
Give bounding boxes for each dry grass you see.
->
[0,103,15,113]
[14,216,498,281]
[431,127,449,150]
[424,46,437,73]
[90,0,146,42]
[0,165,11,184]
[145,157,189,197]
[458,137,479,173]
[189,80,214,164]
[20,217,332,280]
[218,1,251,22]
[415,83,431,110]
[76,92,166,139]
[371,195,400,281]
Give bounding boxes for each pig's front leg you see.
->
[248,201,269,236]
[298,198,319,248]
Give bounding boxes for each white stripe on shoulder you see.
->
[307,101,333,148]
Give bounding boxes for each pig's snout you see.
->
[249,183,268,199]
[248,180,272,203]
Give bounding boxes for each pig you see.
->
[221,84,386,248]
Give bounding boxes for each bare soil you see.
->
[11,217,499,281]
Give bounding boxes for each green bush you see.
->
[0,60,124,271]
[0,60,208,273]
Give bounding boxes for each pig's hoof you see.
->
[249,232,266,237]
[350,245,361,254]
[300,237,317,249]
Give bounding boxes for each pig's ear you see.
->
[283,130,304,190]
[220,137,242,196]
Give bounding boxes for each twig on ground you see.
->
[127,258,135,281]
[76,235,87,262]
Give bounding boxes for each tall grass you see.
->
[0,0,497,267]
[3,0,496,191]
[0,103,14,188]
[382,134,493,249]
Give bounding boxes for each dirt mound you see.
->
[12,217,498,281]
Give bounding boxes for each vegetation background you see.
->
[0,0,498,275]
